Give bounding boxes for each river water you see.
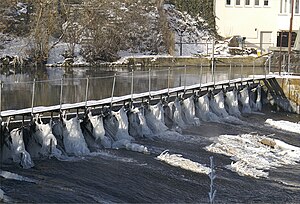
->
[1,66,300,203]
[0,65,265,111]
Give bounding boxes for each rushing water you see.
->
[1,66,300,203]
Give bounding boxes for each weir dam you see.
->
[0,62,299,168]
[1,63,300,203]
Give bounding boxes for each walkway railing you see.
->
[0,62,269,118]
[269,53,300,74]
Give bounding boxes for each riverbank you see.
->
[45,55,267,68]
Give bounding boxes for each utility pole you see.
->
[288,0,295,72]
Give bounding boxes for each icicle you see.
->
[51,120,67,155]
[112,107,134,142]
[128,107,153,139]
[31,120,62,158]
[88,112,112,148]
[10,128,34,169]
[128,108,143,138]
[170,98,186,128]
[62,116,90,156]
[250,85,262,112]
[225,89,241,118]
[181,96,200,125]
[239,86,252,114]
[137,106,153,138]
[210,91,229,118]
[0,125,12,162]
[144,102,168,134]
[103,113,119,142]
[195,94,219,122]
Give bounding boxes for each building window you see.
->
[236,0,241,5]
[277,31,297,47]
[245,0,250,5]
[226,0,231,5]
[296,0,300,14]
[264,0,269,6]
[255,0,259,6]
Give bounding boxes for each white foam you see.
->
[265,119,300,134]
[0,170,36,183]
[111,139,149,154]
[157,150,211,174]
[62,117,90,156]
[181,96,200,126]
[206,134,300,178]
[10,128,34,169]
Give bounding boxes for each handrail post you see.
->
[31,79,36,115]
[269,54,271,74]
[168,67,171,95]
[0,80,2,116]
[148,68,151,98]
[229,62,232,84]
[211,37,215,84]
[240,64,243,83]
[60,78,63,110]
[131,71,134,102]
[213,62,216,87]
[184,65,187,91]
[85,77,89,107]
[264,58,267,79]
[252,60,255,81]
[199,64,203,92]
[111,74,116,107]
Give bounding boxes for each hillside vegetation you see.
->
[0,0,215,64]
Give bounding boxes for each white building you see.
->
[214,0,300,52]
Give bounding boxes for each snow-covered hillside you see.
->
[0,1,256,66]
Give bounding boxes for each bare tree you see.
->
[28,0,68,64]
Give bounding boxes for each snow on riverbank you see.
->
[206,133,300,178]
[265,119,300,134]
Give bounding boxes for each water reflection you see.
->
[0,65,266,111]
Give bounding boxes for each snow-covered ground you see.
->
[0,33,29,58]
[0,3,259,67]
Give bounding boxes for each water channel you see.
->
[0,65,266,112]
